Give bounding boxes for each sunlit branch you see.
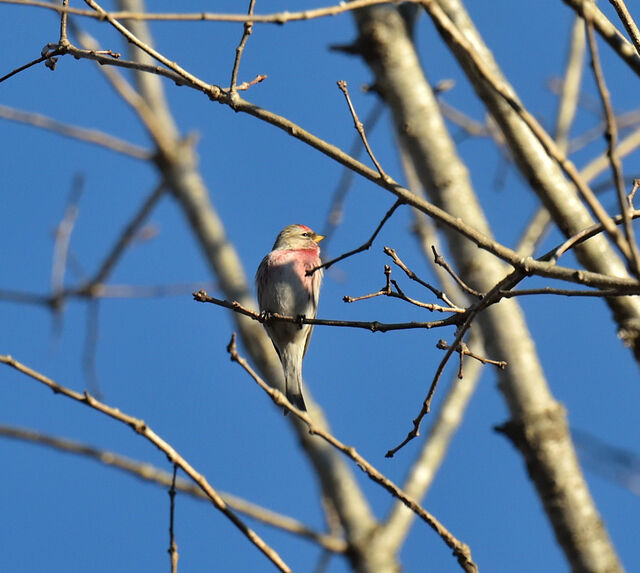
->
[193,290,460,332]
[0,423,348,552]
[0,355,292,573]
[343,264,465,313]
[337,80,389,181]
[2,0,414,23]
[421,0,632,265]
[226,334,478,573]
[586,18,640,275]
[313,199,403,274]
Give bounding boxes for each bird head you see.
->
[273,224,325,251]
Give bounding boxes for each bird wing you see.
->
[268,336,282,360]
[302,267,322,357]
[302,325,314,358]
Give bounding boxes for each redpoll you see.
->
[256,224,324,413]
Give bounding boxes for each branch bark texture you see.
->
[429,0,640,360]
[115,1,386,570]
[352,5,622,571]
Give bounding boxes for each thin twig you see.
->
[381,317,483,553]
[337,80,390,181]
[321,101,385,252]
[385,267,529,458]
[226,335,478,573]
[516,208,552,257]
[567,109,640,154]
[0,104,152,159]
[82,0,223,101]
[229,0,257,93]
[438,99,493,139]
[0,355,291,573]
[498,286,640,298]
[12,181,167,332]
[365,217,640,458]
[169,464,179,573]
[85,283,213,298]
[383,247,460,307]
[0,283,215,308]
[0,424,347,553]
[3,0,411,24]
[236,74,267,91]
[517,14,586,259]
[343,265,465,313]
[586,18,640,276]
[385,324,468,458]
[421,0,632,263]
[70,24,176,154]
[436,339,507,370]
[0,52,54,83]
[581,124,640,182]
[629,178,640,208]
[51,175,84,304]
[4,1,640,293]
[0,37,120,88]
[390,280,462,312]
[0,27,626,292]
[402,139,464,309]
[0,289,51,305]
[312,199,403,274]
[522,146,640,272]
[388,204,640,457]
[83,300,102,398]
[428,247,483,299]
[609,0,640,57]
[554,16,586,152]
[561,0,640,79]
[592,175,640,195]
[81,182,166,293]
[552,208,640,259]
[193,290,460,332]
[59,0,70,45]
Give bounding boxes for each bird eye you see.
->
[301,232,310,237]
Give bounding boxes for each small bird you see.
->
[256,224,325,413]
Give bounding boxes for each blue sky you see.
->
[2,1,640,572]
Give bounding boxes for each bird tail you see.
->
[278,340,308,415]
[284,370,307,415]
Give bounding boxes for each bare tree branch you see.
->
[0,424,348,553]
[193,290,460,331]
[111,2,380,568]
[586,17,640,274]
[0,355,292,572]
[168,464,179,573]
[226,335,478,573]
[1,0,418,24]
[0,104,151,159]
[609,0,640,57]
[562,0,640,79]
[353,4,623,570]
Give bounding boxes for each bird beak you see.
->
[313,234,325,243]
